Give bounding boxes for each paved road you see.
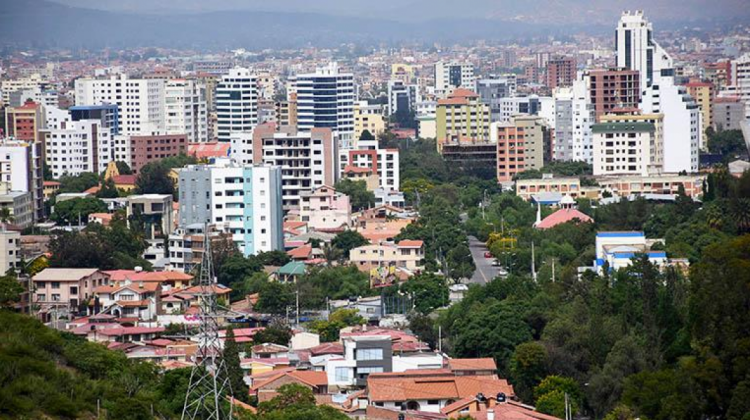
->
[467,235,501,284]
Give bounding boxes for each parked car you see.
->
[484,251,492,258]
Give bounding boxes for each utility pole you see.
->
[552,259,556,283]
[531,241,537,283]
[438,325,443,353]
[295,289,300,326]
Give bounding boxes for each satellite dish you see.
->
[497,392,507,403]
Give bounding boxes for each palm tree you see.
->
[0,207,14,224]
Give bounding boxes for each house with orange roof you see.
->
[447,358,498,378]
[342,165,380,191]
[88,212,114,226]
[250,370,330,404]
[441,393,561,420]
[103,269,193,290]
[94,280,161,320]
[365,370,515,414]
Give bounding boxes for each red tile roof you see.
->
[251,370,328,391]
[113,174,137,185]
[287,244,313,260]
[309,342,344,356]
[535,208,593,230]
[448,358,497,371]
[368,373,514,403]
[189,142,231,159]
[397,240,424,248]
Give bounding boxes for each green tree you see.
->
[96,178,120,198]
[308,309,365,342]
[399,272,449,314]
[115,161,133,175]
[58,172,100,193]
[223,326,248,402]
[331,230,369,255]
[252,322,292,347]
[135,161,174,195]
[0,275,23,307]
[534,376,582,418]
[250,383,348,420]
[334,179,375,212]
[256,250,291,267]
[51,197,107,225]
[359,129,375,140]
[255,282,294,315]
[0,207,14,224]
[510,342,549,402]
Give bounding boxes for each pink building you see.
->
[299,185,351,232]
[32,268,109,319]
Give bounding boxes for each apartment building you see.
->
[295,63,356,147]
[387,80,420,115]
[712,96,746,131]
[0,138,44,222]
[165,79,208,143]
[0,230,20,273]
[436,89,491,152]
[494,115,550,183]
[586,68,641,121]
[32,268,109,316]
[178,159,284,256]
[354,101,386,138]
[546,56,577,89]
[684,80,712,149]
[216,67,258,142]
[476,75,517,122]
[114,133,187,174]
[44,106,113,178]
[75,74,165,135]
[349,240,425,273]
[230,124,337,210]
[592,121,656,176]
[4,101,45,144]
[299,185,351,231]
[730,53,750,118]
[339,139,399,191]
[435,61,476,97]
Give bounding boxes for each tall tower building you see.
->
[216,68,258,142]
[294,63,355,148]
[435,61,476,97]
[74,74,165,135]
[615,10,674,89]
[165,79,208,143]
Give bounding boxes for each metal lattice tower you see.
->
[182,228,234,420]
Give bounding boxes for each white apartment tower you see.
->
[216,68,258,142]
[74,74,165,135]
[178,159,284,256]
[0,138,44,222]
[730,53,750,118]
[44,106,113,178]
[615,10,674,89]
[230,124,338,210]
[295,63,356,148]
[553,78,595,164]
[640,77,701,173]
[435,61,476,97]
[165,79,208,143]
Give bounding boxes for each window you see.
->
[51,282,60,289]
[335,367,349,382]
[356,348,383,361]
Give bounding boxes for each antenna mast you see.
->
[182,227,234,420]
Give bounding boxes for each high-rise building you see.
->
[113,133,187,174]
[712,96,746,131]
[498,96,555,124]
[684,80,713,149]
[165,79,208,143]
[641,77,701,173]
[4,102,45,144]
[553,79,595,163]
[493,115,551,183]
[436,89,491,152]
[75,74,165,135]
[435,61,476,97]
[295,63,356,148]
[178,160,284,256]
[477,76,517,122]
[592,120,659,177]
[339,138,400,192]
[387,80,420,116]
[43,106,113,179]
[615,10,674,89]
[587,68,641,121]
[545,57,577,89]
[0,74,49,105]
[230,124,338,210]
[0,138,43,221]
[69,104,120,136]
[354,101,386,139]
[730,53,750,118]
[215,68,258,142]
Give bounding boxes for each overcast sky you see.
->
[48,0,750,24]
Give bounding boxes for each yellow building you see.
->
[685,80,712,150]
[354,101,386,139]
[391,63,416,83]
[436,88,490,152]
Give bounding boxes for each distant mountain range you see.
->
[0,0,746,50]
